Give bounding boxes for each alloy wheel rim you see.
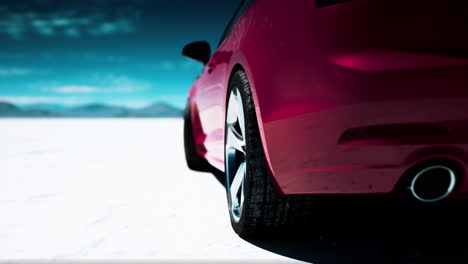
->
[225,87,247,223]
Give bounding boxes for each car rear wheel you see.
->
[225,70,316,237]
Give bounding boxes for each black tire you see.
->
[225,70,316,237]
[184,102,211,172]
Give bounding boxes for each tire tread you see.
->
[184,102,211,172]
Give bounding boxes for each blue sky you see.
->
[0,0,239,108]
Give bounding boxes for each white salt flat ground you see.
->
[0,119,304,263]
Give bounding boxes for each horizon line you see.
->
[0,100,184,110]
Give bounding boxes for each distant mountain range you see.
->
[0,101,183,118]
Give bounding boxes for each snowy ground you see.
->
[0,119,304,263]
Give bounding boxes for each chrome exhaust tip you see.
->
[410,165,456,203]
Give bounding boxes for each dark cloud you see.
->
[0,1,141,39]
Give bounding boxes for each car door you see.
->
[194,53,228,170]
[193,1,252,170]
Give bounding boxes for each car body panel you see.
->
[187,0,468,196]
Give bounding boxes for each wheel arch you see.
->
[226,62,284,195]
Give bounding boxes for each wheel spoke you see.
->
[226,123,245,154]
[230,161,246,204]
[233,88,246,137]
[226,91,238,125]
[225,86,247,223]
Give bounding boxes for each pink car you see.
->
[183,0,468,237]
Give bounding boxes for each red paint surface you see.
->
[187,0,468,196]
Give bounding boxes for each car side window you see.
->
[218,0,255,47]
